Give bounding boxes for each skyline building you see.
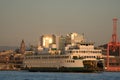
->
[59,36,66,53]
[20,40,26,54]
[38,33,85,53]
[40,34,56,48]
[65,32,85,45]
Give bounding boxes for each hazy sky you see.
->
[0,0,120,46]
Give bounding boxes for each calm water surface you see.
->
[0,71,120,80]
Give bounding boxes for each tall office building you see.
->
[40,34,56,48]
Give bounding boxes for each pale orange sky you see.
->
[0,0,120,46]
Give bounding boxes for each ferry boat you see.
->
[23,42,104,72]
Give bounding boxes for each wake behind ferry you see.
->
[23,42,104,72]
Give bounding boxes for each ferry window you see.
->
[97,56,99,59]
[67,60,69,63]
[84,44,88,46]
[67,60,74,63]
[68,60,70,63]
[73,56,78,59]
[72,51,74,53]
[55,56,59,58]
[64,56,67,58]
[73,60,75,63]
[65,60,67,63]
[80,56,83,59]
[65,56,69,58]
[66,51,69,54]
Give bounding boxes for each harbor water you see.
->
[0,71,120,80]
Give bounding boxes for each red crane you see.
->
[107,18,120,71]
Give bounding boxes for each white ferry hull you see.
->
[23,55,104,72]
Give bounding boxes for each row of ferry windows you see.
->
[26,56,101,59]
[66,60,75,63]
[81,56,101,58]
[26,56,69,59]
[35,60,75,63]
[67,51,102,53]
[72,56,101,59]
[27,60,75,63]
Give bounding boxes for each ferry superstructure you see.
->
[23,42,104,72]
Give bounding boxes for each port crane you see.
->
[107,18,120,71]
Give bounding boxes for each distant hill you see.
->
[0,46,18,51]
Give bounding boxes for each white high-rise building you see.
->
[70,32,84,45]
[40,34,56,48]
